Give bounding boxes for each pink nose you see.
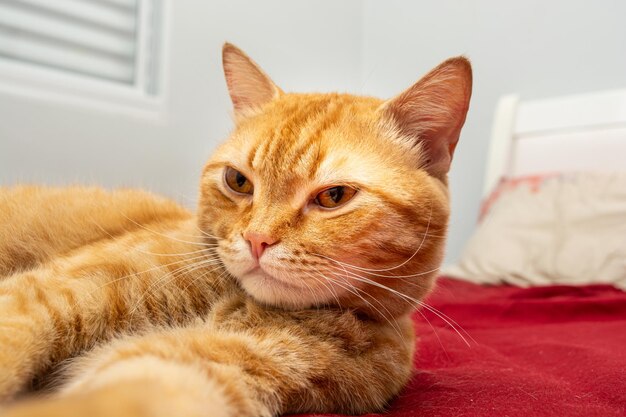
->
[243,232,277,261]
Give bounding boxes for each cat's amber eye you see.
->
[224,167,254,195]
[315,186,357,209]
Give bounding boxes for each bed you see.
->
[298,89,626,417]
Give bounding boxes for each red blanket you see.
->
[298,278,626,417]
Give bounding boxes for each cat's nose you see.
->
[243,231,278,261]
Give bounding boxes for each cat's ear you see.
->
[381,57,472,178]
[222,43,282,116]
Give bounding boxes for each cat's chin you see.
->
[236,268,320,310]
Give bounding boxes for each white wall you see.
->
[0,0,363,205]
[2,0,625,264]
[361,0,626,263]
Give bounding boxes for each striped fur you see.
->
[0,44,471,416]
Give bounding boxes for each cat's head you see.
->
[198,43,471,318]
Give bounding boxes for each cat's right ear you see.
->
[380,57,472,179]
[222,43,282,116]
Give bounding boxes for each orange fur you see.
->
[0,44,471,416]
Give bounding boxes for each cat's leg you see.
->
[0,266,137,401]
[0,223,227,401]
[1,315,414,417]
[1,357,237,417]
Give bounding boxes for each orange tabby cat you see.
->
[0,43,471,416]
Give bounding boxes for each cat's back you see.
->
[0,185,192,277]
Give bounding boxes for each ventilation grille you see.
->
[0,0,161,92]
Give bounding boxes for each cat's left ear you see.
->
[381,57,472,178]
[222,43,283,116]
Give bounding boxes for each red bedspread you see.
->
[298,278,626,417]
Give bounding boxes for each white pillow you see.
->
[445,172,626,289]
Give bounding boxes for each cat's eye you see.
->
[224,167,253,195]
[315,186,357,209]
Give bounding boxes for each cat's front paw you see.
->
[0,352,29,402]
[5,347,260,417]
[1,380,234,417]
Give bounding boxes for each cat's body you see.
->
[0,187,414,416]
[0,44,471,416]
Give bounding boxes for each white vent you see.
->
[0,0,162,94]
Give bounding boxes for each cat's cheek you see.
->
[221,258,252,281]
[217,241,256,279]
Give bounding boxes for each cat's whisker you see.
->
[308,202,434,275]
[89,211,211,242]
[178,268,230,313]
[128,247,218,258]
[129,260,216,315]
[192,223,221,241]
[90,252,218,297]
[307,259,408,341]
[299,271,326,310]
[336,202,433,274]
[88,218,220,260]
[316,269,406,342]
[128,259,225,319]
[298,271,323,307]
[166,258,225,283]
[311,253,441,280]
[319,260,473,347]
[121,214,216,248]
[123,256,220,303]
[411,304,450,355]
[181,264,229,294]
[361,281,471,348]
[412,300,476,345]
[322,260,354,308]
[302,270,341,311]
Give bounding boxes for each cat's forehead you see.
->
[228,93,387,186]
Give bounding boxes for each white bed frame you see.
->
[483,89,626,197]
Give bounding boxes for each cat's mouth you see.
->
[219,243,333,308]
[243,266,303,291]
